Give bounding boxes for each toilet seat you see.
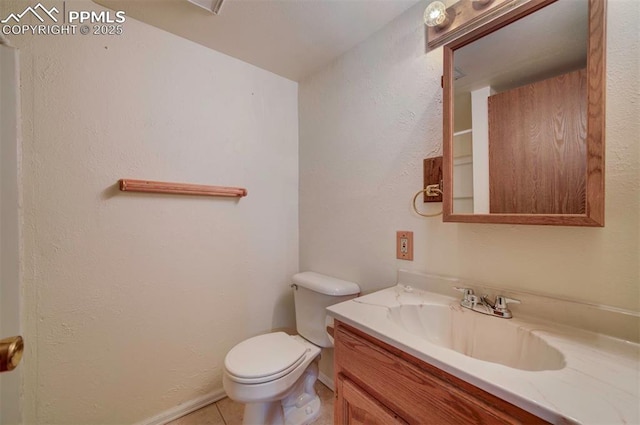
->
[224,332,308,385]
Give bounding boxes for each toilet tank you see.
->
[292,272,360,348]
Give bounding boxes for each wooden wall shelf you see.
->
[118,179,247,198]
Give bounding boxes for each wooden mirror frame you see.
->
[442,0,606,226]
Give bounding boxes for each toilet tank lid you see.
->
[292,272,360,296]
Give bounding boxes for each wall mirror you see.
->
[442,0,605,226]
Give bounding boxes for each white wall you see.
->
[1,0,299,423]
[300,0,639,312]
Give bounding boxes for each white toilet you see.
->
[223,272,360,425]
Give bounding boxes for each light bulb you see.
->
[423,1,449,28]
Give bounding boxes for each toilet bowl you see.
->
[222,272,360,425]
[224,334,321,424]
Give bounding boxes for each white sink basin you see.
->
[387,303,566,371]
[328,278,640,424]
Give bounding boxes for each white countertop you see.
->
[327,284,640,425]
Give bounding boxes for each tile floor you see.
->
[167,382,334,425]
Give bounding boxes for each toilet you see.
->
[223,272,360,425]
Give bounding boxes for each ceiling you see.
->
[94,0,422,82]
[453,0,588,94]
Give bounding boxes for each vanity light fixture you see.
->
[424,1,451,29]
[426,0,511,49]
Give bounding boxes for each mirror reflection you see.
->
[451,0,588,215]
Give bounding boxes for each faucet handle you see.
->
[495,295,520,310]
[453,287,474,300]
[453,287,476,309]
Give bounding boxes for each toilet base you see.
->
[282,360,320,425]
[242,360,321,425]
[283,396,320,425]
[243,401,285,425]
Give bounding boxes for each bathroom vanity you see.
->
[333,321,545,424]
[327,271,640,424]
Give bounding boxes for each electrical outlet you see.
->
[396,231,413,261]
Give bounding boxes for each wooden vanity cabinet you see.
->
[333,321,549,425]
[336,375,407,425]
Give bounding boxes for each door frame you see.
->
[0,40,23,425]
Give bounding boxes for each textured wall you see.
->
[2,0,299,423]
[300,0,639,311]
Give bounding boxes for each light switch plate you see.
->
[396,231,413,261]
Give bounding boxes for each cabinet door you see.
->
[335,374,407,425]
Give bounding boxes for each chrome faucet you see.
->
[453,287,520,319]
